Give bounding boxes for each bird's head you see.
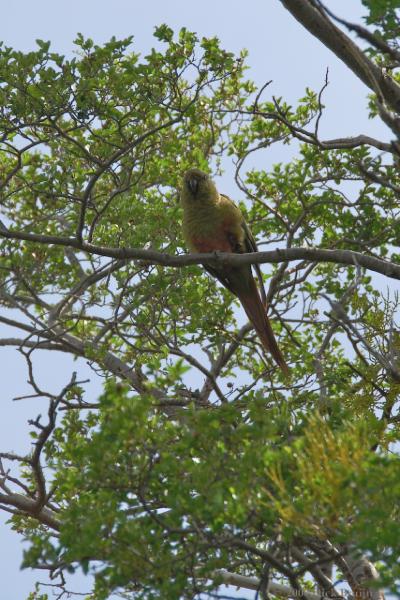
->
[181,168,219,206]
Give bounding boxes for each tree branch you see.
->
[2,225,400,280]
[0,492,60,530]
[317,1,400,64]
[0,338,68,352]
[279,0,400,114]
[213,570,322,599]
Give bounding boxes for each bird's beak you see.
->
[188,177,199,196]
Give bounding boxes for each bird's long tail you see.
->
[237,281,289,376]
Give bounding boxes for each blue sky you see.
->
[0,1,390,598]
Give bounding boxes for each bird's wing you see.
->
[241,219,267,307]
[220,193,267,307]
[202,263,237,294]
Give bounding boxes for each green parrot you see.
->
[181,168,288,375]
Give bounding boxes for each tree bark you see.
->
[279,0,400,113]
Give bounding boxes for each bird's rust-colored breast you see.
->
[191,217,239,253]
[191,234,232,253]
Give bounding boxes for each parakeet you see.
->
[181,168,288,375]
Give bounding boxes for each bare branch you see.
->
[0,492,60,530]
[0,338,68,352]
[213,570,322,600]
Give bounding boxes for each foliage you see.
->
[1,3,400,599]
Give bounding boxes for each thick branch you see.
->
[0,338,68,351]
[0,492,60,530]
[279,0,400,114]
[2,227,400,280]
[214,570,322,599]
[319,2,400,64]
